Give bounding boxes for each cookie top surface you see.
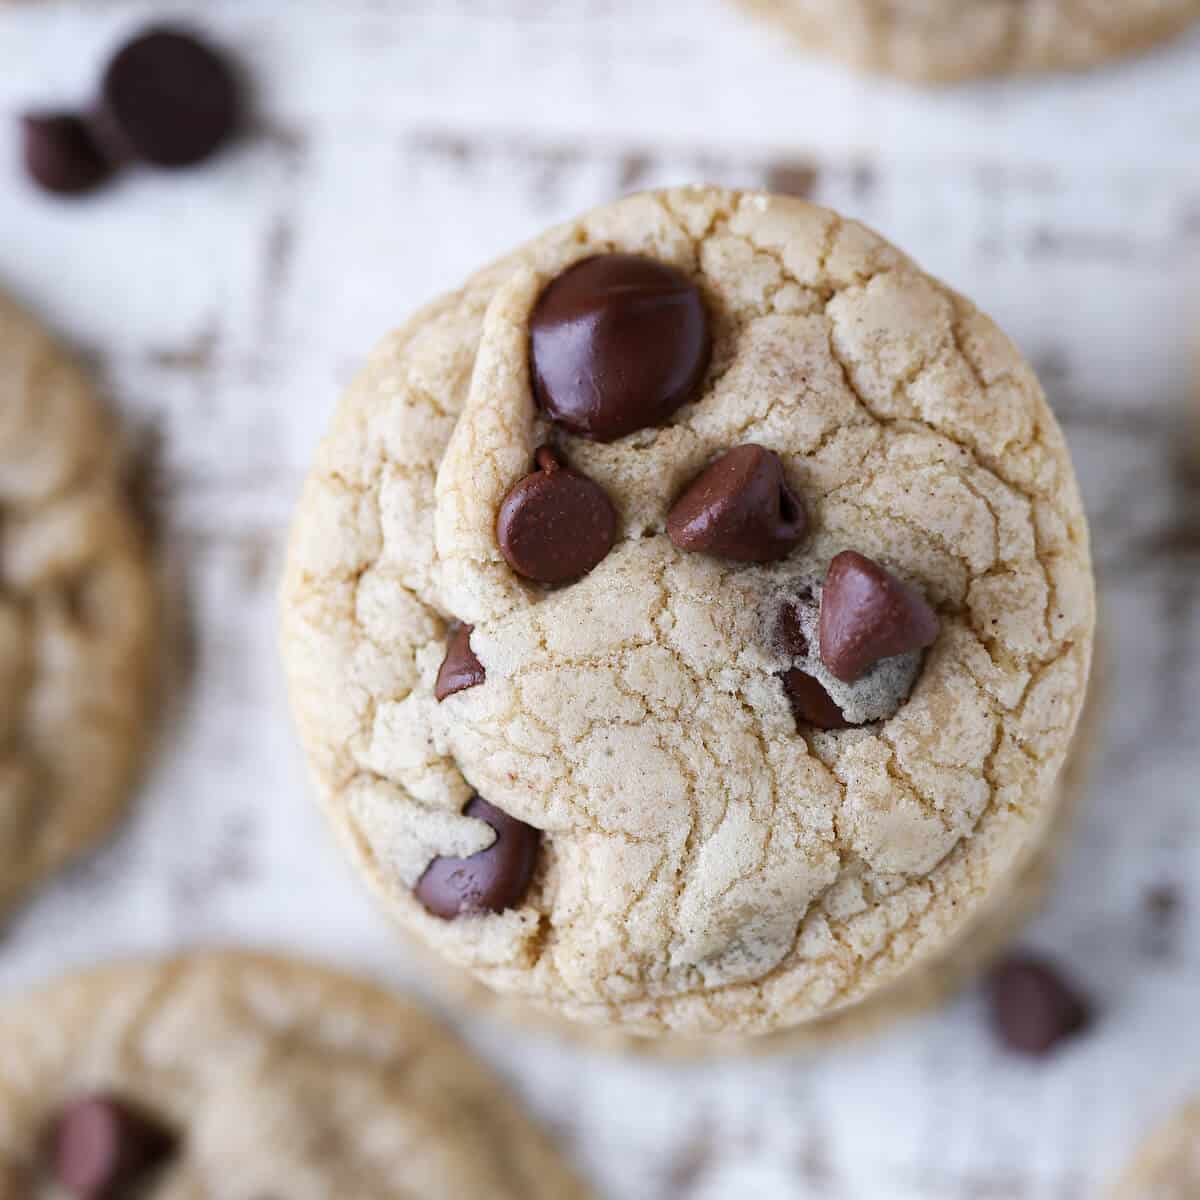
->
[0,952,592,1199]
[735,0,1200,82]
[0,292,156,920]
[1114,1100,1200,1200]
[281,187,1095,1038]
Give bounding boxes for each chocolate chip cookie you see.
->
[1113,1099,1200,1199]
[403,663,1099,1056]
[734,0,1200,83]
[0,952,593,1198]
[281,187,1095,1041]
[0,292,157,921]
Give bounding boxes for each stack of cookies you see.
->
[280,187,1096,1049]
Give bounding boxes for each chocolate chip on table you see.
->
[818,550,940,684]
[667,445,808,562]
[780,668,851,731]
[530,254,711,442]
[415,796,540,920]
[50,1093,177,1199]
[435,623,486,702]
[988,955,1093,1057]
[21,114,113,196]
[497,446,618,584]
[97,29,240,168]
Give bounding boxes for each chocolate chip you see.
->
[21,114,113,195]
[97,29,239,168]
[415,796,540,920]
[667,445,808,562]
[818,551,940,683]
[435,623,486,702]
[530,254,711,442]
[497,446,617,584]
[780,669,851,731]
[50,1094,177,1199]
[775,602,809,658]
[988,955,1092,1057]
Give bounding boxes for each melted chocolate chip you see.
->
[435,623,485,702]
[988,955,1092,1057]
[775,602,809,658]
[530,254,711,442]
[50,1094,177,1200]
[21,114,113,195]
[667,445,808,562]
[818,551,940,683]
[415,796,540,920]
[497,446,617,584]
[98,29,240,168]
[780,669,851,731]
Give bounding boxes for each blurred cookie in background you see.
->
[0,292,157,922]
[1113,1098,1200,1199]
[0,951,594,1199]
[733,0,1200,83]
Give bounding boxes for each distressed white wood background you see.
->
[2,3,1200,1197]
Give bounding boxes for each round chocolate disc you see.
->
[530,254,711,442]
[497,448,617,584]
[98,29,240,168]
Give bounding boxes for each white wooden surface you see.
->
[2,3,1200,1197]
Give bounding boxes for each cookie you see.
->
[0,292,157,920]
[1113,1099,1200,1199]
[407,660,1099,1056]
[0,951,593,1199]
[733,0,1200,83]
[281,187,1095,1041]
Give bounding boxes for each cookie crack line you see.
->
[280,187,1095,1037]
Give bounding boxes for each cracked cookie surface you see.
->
[0,951,592,1199]
[0,291,156,921]
[1113,1100,1200,1200]
[281,187,1095,1039]
[734,0,1200,82]
[437,665,1099,1056]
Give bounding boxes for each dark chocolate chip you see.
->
[667,445,808,562]
[530,254,711,442]
[818,550,940,683]
[21,114,113,195]
[775,602,809,658]
[414,796,540,920]
[435,623,485,702]
[780,669,851,731]
[97,29,239,168]
[988,955,1092,1057]
[497,446,617,584]
[50,1094,177,1200]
